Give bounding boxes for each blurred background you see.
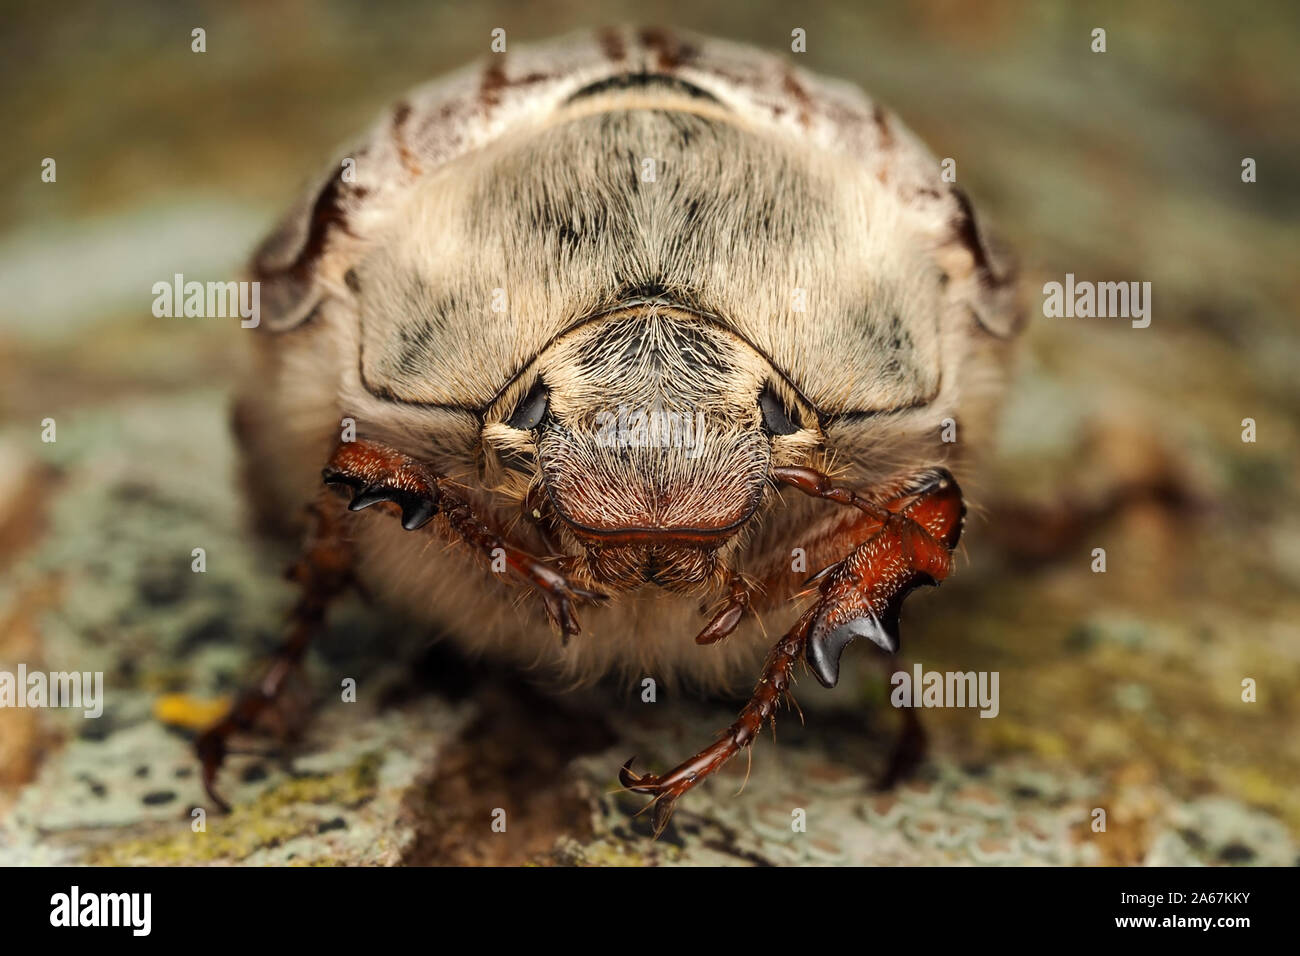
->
[1,0,1297,866]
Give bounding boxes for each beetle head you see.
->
[483,302,820,591]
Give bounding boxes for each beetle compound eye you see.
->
[506,380,550,431]
[759,383,801,436]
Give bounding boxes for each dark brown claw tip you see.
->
[619,757,655,792]
[206,786,232,815]
[543,594,581,645]
[805,573,938,688]
[400,498,438,530]
[618,759,680,837]
[618,757,638,788]
[347,487,390,512]
[331,478,439,531]
[541,579,609,647]
[806,613,897,688]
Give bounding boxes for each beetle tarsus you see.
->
[623,614,813,837]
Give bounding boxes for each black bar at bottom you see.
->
[0,864,1287,942]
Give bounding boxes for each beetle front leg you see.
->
[775,465,964,687]
[621,467,964,836]
[322,439,606,643]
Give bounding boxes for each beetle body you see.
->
[231,28,1020,714]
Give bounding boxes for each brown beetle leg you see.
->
[323,439,606,643]
[775,466,964,688]
[622,466,964,836]
[622,608,814,837]
[196,496,354,812]
[694,573,754,645]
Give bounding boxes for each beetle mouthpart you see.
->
[585,543,720,591]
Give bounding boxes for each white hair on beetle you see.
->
[234,27,1023,687]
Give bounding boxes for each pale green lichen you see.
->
[87,752,384,866]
